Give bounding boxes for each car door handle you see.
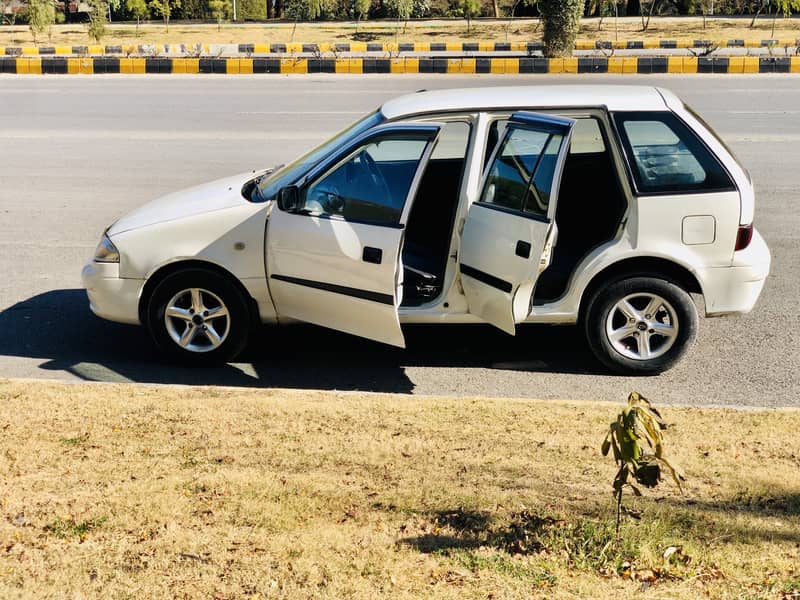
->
[515,240,532,259]
[362,246,383,264]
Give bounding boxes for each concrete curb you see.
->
[1,38,798,57]
[2,55,799,74]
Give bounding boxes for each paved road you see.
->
[0,74,797,407]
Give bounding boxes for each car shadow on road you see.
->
[0,289,604,391]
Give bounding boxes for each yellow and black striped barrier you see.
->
[2,55,799,74]
[1,38,797,56]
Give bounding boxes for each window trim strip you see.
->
[270,274,395,305]
[459,264,513,293]
[473,201,551,224]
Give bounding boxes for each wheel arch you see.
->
[138,259,258,325]
[578,256,704,321]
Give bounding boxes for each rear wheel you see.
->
[146,268,250,364]
[583,276,698,375]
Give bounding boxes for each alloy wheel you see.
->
[164,287,230,353]
[604,292,679,361]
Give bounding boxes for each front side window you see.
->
[613,112,735,195]
[481,126,564,219]
[303,135,430,226]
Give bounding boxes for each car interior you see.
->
[398,115,628,308]
[532,117,628,303]
[400,121,471,307]
[480,116,628,304]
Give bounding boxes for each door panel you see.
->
[266,124,440,347]
[267,212,406,346]
[460,112,574,334]
[460,206,554,334]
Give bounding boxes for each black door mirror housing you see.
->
[277,185,300,212]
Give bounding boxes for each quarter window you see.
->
[613,112,735,194]
[303,135,430,225]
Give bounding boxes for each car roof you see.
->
[380,85,670,120]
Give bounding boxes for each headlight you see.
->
[93,234,120,263]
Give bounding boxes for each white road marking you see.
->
[729,110,800,114]
[237,111,363,115]
[0,129,335,140]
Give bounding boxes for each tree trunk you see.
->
[505,0,522,40]
[539,0,584,57]
[641,0,657,31]
[267,0,272,18]
[749,2,764,27]
[492,0,500,17]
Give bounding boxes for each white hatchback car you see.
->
[82,85,770,374]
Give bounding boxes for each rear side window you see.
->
[481,126,565,220]
[613,112,735,195]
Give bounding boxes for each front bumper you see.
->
[700,228,771,316]
[81,261,144,325]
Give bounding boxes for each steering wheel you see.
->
[359,150,392,204]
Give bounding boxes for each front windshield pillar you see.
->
[254,110,386,202]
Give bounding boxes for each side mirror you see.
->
[277,185,300,212]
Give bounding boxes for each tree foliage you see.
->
[385,0,429,19]
[283,0,333,19]
[772,0,800,35]
[125,0,149,31]
[391,0,413,19]
[451,0,481,30]
[87,0,108,42]
[602,392,685,537]
[354,0,370,19]
[539,0,584,56]
[148,0,180,30]
[28,0,56,43]
[208,0,229,29]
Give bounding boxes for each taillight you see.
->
[735,224,753,251]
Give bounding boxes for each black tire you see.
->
[583,276,698,375]
[146,268,250,365]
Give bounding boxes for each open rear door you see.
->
[266,124,441,347]
[459,112,575,334]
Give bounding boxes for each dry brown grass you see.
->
[0,17,798,47]
[0,379,798,599]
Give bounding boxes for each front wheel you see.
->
[146,268,251,365]
[583,277,698,375]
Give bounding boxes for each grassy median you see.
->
[0,17,798,47]
[0,379,798,598]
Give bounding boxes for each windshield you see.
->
[255,109,385,201]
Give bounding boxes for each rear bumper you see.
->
[81,261,143,325]
[700,228,771,316]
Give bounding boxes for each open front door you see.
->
[460,112,575,334]
[266,124,441,347]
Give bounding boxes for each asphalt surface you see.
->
[0,74,797,407]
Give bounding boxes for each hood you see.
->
[107,171,262,236]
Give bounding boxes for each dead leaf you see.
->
[637,569,658,582]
